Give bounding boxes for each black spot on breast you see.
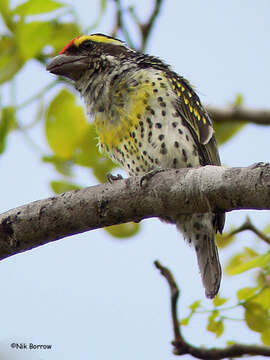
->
[193,222,201,230]
[182,149,187,162]
[159,134,165,141]
[160,143,167,155]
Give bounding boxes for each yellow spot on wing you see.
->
[189,105,193,113]
[184,97,189,104]
[202,117,207,124]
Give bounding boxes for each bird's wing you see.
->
[165,72,221,166]
[166,72,224,233]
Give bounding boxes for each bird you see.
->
[46,33,225,298]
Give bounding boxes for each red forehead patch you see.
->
[59,36,80,54]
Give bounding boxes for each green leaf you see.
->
[50,180,81,194]
[45,89,88,159]
[101,0,107,12]
[0,35,24,84]
[16,21,53,60]
[0,0,14,31]
[227,251,270,276]
[213,121,245,146]
[234,93,244,107]
[189,300,201,312]
[237,287,257,301]
[105,222,140,238]
[74,124,116,183]
[213,295,228,307]
[244,302,269,332]
[180,317,190,326]
[216,228,235,248]
[225,247,259,276]
[207,311,224,338]
[253,288,270,310]
[13,0,63,16]
[74,124,102,167]
[261,325,270,345]
[0,106,16,154]
[49,22,80,54]
[42,155,73,176]
[0,0,9,18]
[263,222,270,235]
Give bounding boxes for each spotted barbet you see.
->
[47,33,225,298]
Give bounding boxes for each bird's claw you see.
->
[107,173,123,184]
[248,162,270,170]
[140,168,165,187]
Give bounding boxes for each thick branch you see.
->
[155,260,270,359]
[208,106,270,125]
[0,163,270,261]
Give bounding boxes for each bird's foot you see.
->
[106,173,123,184]
[248,162,270,170]
[140,168,165,187]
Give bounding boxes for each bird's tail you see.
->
[176,213,221,299]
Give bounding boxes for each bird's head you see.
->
[46,33,132,81]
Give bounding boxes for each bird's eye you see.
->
[81,40,94,50]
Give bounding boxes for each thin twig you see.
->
[111,0,135,48]
[154,260,270,359]
[154,261,184,347]
[140,0,164,51]
[17,80,59,110]
[224,216,270,245]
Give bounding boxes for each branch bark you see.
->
[0,163,270,261]
[208,106,270,125]
[155,260,270,359]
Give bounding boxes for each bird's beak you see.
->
[46,54,89,81]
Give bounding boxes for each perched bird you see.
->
[47,33,225,298]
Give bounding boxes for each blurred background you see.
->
[1,0,270,359]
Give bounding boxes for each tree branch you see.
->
[1,163,270,261]
[208,106,270,126]
[155,260,270,359]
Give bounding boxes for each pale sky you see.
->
[0,1,270,359]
